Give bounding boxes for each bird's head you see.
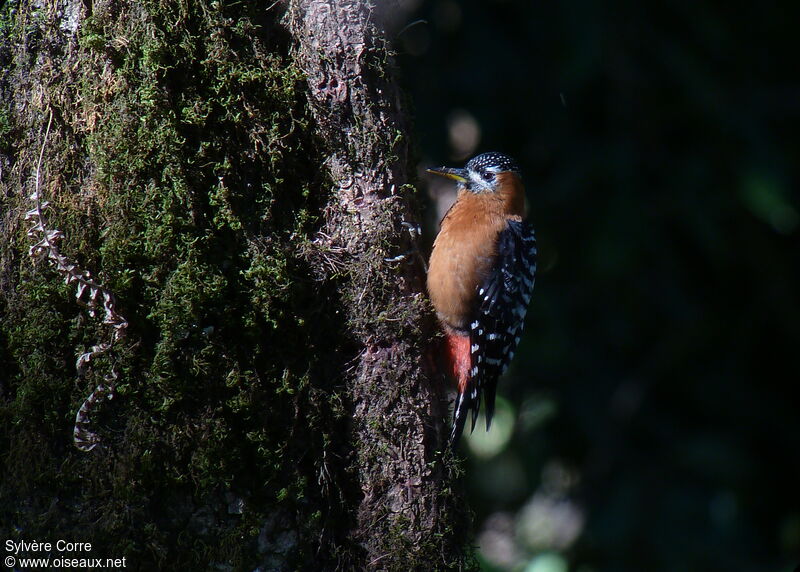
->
[427,152,521,193]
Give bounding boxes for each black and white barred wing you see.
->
[454,219,537,440]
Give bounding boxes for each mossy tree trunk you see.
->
[0,0,472,569]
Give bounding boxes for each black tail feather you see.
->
[470,401,480,433]
[484,383,497,431]
[450,391,470,449]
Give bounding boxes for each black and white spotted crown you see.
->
[466,152,521,175]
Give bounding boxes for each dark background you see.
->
[396,1,800,571]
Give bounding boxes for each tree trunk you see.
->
[0,0,472,569]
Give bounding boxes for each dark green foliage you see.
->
[402,1,800,571]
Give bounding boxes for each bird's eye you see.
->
[483,171,496,182]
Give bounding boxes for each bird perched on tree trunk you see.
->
[427,152,537,447]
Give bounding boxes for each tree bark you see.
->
[286,1,473,567]
[0,0,472,569]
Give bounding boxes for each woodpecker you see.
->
[427,152,537,446]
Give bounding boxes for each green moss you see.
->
[0,106,11,152]
[0,0,358,568]
[77,15,105,52]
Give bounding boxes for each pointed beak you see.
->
[426,166,469,184]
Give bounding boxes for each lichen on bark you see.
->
[0,0,473,569]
